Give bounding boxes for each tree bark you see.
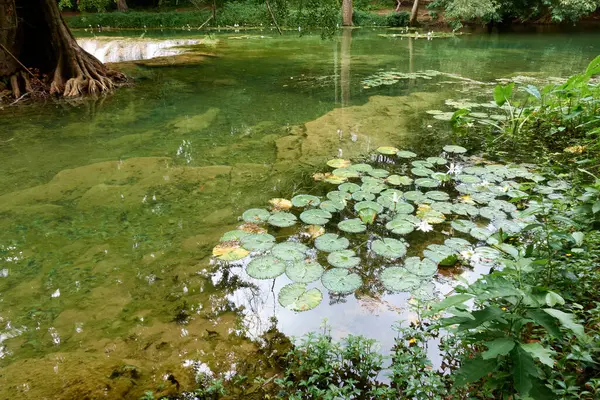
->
[116,0,128,12]
[409,0,420,26]
[0,0,125,99]
[342,0,353,26]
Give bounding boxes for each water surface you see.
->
[0,28,598,399]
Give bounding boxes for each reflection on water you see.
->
[0,28,599,398]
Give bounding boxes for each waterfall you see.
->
[77,38,200,63]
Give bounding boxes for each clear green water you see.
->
[0,29,598,398]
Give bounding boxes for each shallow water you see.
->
[0,28,599,399]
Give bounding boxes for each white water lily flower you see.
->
[392,192,400,204]
[447,163,463,175]
[416,220,434,232]
[479,180,490,187]
[460,249,476,261]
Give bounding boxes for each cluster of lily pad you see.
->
[426,98,509,123]
[212,145,568,312]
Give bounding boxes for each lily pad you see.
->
[300,209,332,225]
[431,201,454,214]
[451,219,477,233]
[268,198,293,211]
[320,200,345,213]
[444,238,472,251]
[371,238,407,259]
[246,256,287,279]
[417,207,446,224]
[327,159,351,168]
[368,169,390,178]
[338,182,361,193]
[268,212,298,228]
[286,260,324,283]
[352,191,376,201]
[333,168,360,178]
[415,178,440,188]
[349,163,374,173]
[411,167,434,177]
[397,150,418,158]
[327,190,352,203]
[327,250,361,269]
[338,219,367,233]
[242,208,271,223]
[387,175,413,186]
[479,206,507,220]
[424,244,456,265]
[315,233,350,252]
[470,227,493,241]
[405,257,437,277]
[412,160,435,169]
[404,191,427,203]
[220,230,251,242]
[359,208,378,225]
[272,242,308,261]
[322,268,363,294]
[291,194,321,208]
[380,267,421,292]
[426,156,447,165]
[426,191,450,201]
[213,242,250,261]
[457,174,481,184]
[361,181,387,194]
[241,233,277,251]
[377,146,400,155]
[385,218,415,235]
[324,175,347,184]
[355,201,384,214]
[443,145,467,154]
[278,283,323,312]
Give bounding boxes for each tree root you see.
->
[50,52,126,98]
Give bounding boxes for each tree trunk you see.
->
[0,0,125,99]
[409,0,420,26]
[342,0,353,27]
[116,0,128,12]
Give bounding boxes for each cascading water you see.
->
[77,38,199,63]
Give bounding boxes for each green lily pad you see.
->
[327,190,352,203]
[426,191,450,201]
[404,191,427,202]
[286,260,324,283]
[507,189,529,199]
[423,244,456,265]
[397,150,417,158]
[278,283,323,312]
[463,166,487,175]
[405,257,437,277]
[320,200,345,213]
[268,212,298,228]
[372,238,407,259]
[417,208,446,224]
[494,219,523,235]
[457,174,481,184]
[451,219,477,233]
[444,237,472,251]
[220,230,251,242]
[322,268,362,294]
[272,242,308,261]
[338,182,361,193]
[380,267,421,292]
[291,194,321,208]
[241,233,276,251]
[338,219,367,233]
[327,250,360,269]
[300,209,332,225]
[327,159,351,168]
[433,113,453,121]
[242,208,271,223]
[358,208,378,224]
[489,199,517,213]
[411,167,434,177]
[352,191,376,201]
[471,192,497,204]
[361,181,387,194]
[387,175,413,186]
[333,168,360,178]
[432,172,451,182]
[431,201,454,214]
[349,163,374,173]
[479,206,507,220]
[452,203,479,217]
[385,218,415,235]
[412,160,435,169]
[315,233,350,252]
[377,146,400,155]
[426,156,447,165]
[415,178,440,188]
[443,145,467,154]
[470,227,493,241]
[425,110,444,115]
[355,201,384,214]
[246,256,287,279]
[368,169,390,178]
